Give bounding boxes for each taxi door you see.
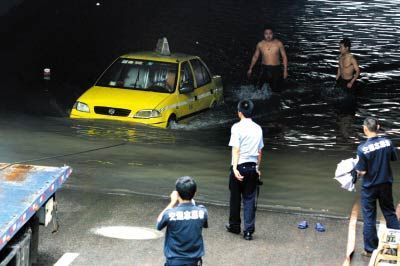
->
[189,58,214,111]
[175,61,198,119]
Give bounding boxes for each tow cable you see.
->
[0,142,126,171]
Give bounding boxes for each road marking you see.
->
[92,226,163,240]
[54,253,79,266]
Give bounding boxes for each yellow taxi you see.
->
[70,38,223,128]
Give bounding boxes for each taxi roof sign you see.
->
[155,37,171,56]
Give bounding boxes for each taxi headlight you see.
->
[134,109,161,118]
[75,101,90,113]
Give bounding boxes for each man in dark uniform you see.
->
[355,117,399,256]
[157,176,208,266]
[225,100,264,240]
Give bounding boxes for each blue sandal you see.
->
[315,222,326,232]
[297,220,308,229]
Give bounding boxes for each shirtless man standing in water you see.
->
[336,38,360,92]
[247,26,288,94]
[335,38,360,141]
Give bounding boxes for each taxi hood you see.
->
[78,86,173,111]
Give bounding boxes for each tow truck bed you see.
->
[0,163,72,251]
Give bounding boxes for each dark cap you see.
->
[237,100,254,118]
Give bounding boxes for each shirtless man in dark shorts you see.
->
[335,38,361,140]
[247,25,288,94]
[336,38,360,93]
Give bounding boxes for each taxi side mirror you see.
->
[180,82,194,94]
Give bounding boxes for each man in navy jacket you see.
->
[355,117,399,256]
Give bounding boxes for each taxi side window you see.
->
[180,62,195,88]
[190,59,211,88]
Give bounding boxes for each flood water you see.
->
[1,0,400,217]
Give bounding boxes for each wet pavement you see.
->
[38,188,371,266]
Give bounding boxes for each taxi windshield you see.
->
[96,59,178,93]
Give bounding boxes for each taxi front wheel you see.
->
[210,101,217,109]
[166,115,177,129]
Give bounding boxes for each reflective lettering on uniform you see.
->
[368,144,376,153]
[184,211,191,220]
[379,140,387,148]
[169,212,176,221]
[374,142,381,150]
[176,211,184,220]
[191,210,199,219]
[198,210,205,219]
[362,139,391,155]
[167,209,205,222]
[362,147,369,154]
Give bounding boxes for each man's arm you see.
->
[279,42,288,79]
[336,64,341,81]
[232,147,244,181]
[256,149,262,177]
[247,43,261,78]
[348,56,360,89]
[355,149,367,177]
[157,191,179,225]
[203,209,209,229]
[356,170,366,176]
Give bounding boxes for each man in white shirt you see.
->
[225,100,264,240]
